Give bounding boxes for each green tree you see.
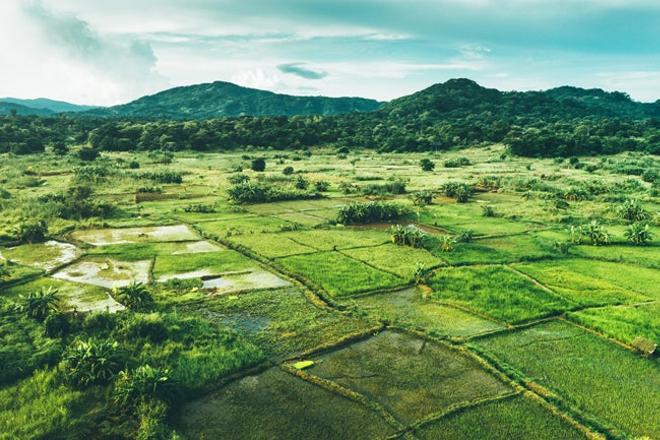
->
[250,157,266,172]
[419,158,435,172]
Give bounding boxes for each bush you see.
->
[227,182,321,204]
[118,313,169,343]
[362,179,407,196]
[83,312,118,334]
[16,220,48,243]
[624,223,653,245]
[76,146,100,162]
[440,182,473,203]
[294,175,309,190]
[617,199,650,223]
[228,173,250,184]
[63,338,124,386]
[113,365,173,408]
[44,312,72,338]
[390,225,426,248]
[314,180,330,192]
[444,157,471,168]
[419,158,435,172]
[250,158,266,172]
[115,282,153,311]
[139,171,183,184]
[337,201,411,224]
[282,166,294,175]
[581,221,610,246]
[482,205,496,217]
[411,190,435,206]
[183,204,215,213]
[18,287,60,321]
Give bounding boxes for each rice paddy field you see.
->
[0,146,658,439]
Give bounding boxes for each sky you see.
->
[0,0,658,106]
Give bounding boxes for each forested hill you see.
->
[1,79,658,157]
[0,98,96,115]
[381,79,659,120]
[87,81,383,119]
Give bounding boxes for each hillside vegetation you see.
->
[0,79,658,157]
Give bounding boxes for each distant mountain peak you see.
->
[88,80,382,119]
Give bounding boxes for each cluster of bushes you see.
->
[390,225,426,248]
[1,282,265,439]
[361,179,407,196]
[227,181,321,204]
[137,170,183,184]
[443,157,471,168]
[337,201,411,224]
[183,204,216,213]
[439,182,473,202]
[38,184,114,220]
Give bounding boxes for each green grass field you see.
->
[0,147,657,439]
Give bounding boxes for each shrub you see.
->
[624,223,653,245]
[582,221,610,246]
[390,225,426,248]
[113,365,173,408]
[553,240,572,255]
[282,166,294,175]
[411,190,435,206]
[139,171,183,184]
[443,157,471,168]
[419,158,435,172]
[83,312,118,334]
[314,180,330,192]
[18,287,60,321]
[76,146,100,162]
[118,313,169,343]
[250,158,266,172]
[337,201,411,224]
[228,173,250,184]
[64,338,124,386]
[437,235,457,252]
[115,282,153,311]
[294,175,309,190]
[44,312,72,338]
[227,182,320,204]
[482,205,496,217]
[440,182,473,203]
[183,204,215,213]
[412,264,432,285]
[456,230,474,243]
[617,200,650,223]
[362,179,407,196]
[16,220,48,243]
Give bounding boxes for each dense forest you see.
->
[1,79,658,157]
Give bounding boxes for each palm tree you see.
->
[115,282,152,310]
[19,287,60,321]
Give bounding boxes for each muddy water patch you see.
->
[53,258,151,288]
[171,240,222,254]
[1,240,80,271]
[71,224,198,245]
[203,270,290,294]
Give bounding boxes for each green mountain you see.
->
[0,97,97,114]
[89,81,382,119]
[380,78,659,120]
[0,102,54,116]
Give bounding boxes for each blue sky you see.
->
[0,0,658,105]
